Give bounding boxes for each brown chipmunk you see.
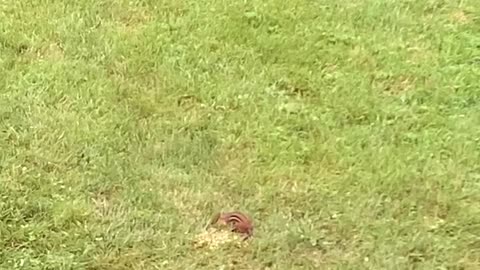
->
[210,211,254,240]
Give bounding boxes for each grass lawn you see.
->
[1,0,480,269]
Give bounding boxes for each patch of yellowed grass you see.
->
[193,227,248,250]
[449,10,470,25]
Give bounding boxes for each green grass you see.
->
[1,0,480,269]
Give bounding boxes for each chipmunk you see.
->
[210,211,254,240]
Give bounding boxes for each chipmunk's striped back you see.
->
[211,211,254,239]
[223,212,248,224]
[221,211,253,238]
